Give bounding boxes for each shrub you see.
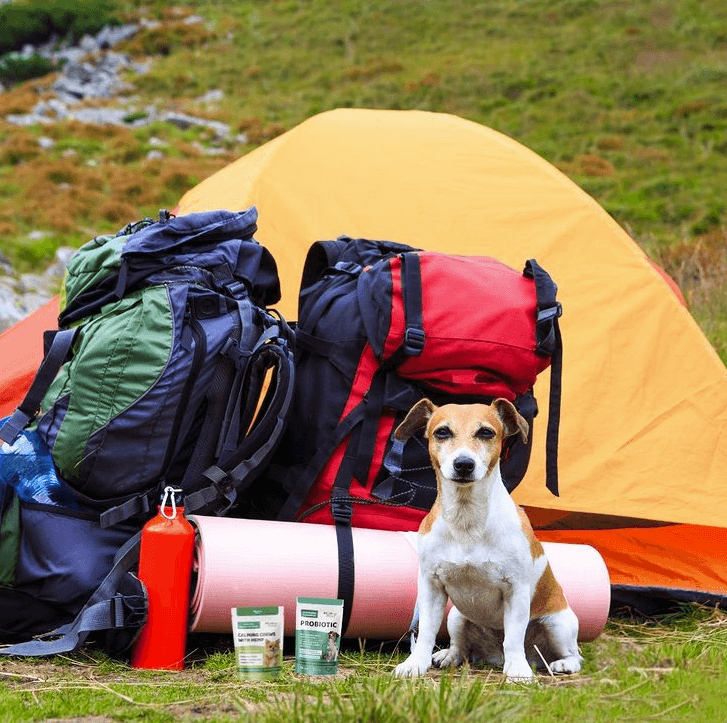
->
[0,53,59,85]
[0,0,120,55]
[120,21,216,57]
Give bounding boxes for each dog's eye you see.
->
[433,426,452,440]
[475,427,495,440]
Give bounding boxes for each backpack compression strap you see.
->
[0,533,146,657]
[272,398,371,639]
[352,252,426,491]
[0,328,78,445]
[184,337,295,516]
[524,259,563,497]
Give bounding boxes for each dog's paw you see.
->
[432,647,464,669]
[503,658,535,683]
[549,655,582,675]
[393,656,430,678]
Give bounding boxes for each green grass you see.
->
[1,605,726,722]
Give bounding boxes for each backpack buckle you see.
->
[222,337,252,366]
[536,302,562,356]
[403,327,426,356]
[331,496,353,525]
[112,591,147,630]
[225,280,248,299]
[333,261,363,276]
[537,302,562,323]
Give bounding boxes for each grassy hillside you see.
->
[0,0,725,358]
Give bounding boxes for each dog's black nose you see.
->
[452,456,476,477]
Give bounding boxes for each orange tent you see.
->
[3,109,727,612]
[0,298,59,418]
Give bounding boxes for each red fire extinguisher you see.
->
[131,486,195,670]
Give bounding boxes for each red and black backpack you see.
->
[247,237,562,633]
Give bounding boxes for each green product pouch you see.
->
[295,597,343,675]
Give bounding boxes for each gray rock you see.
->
[4,112,52,126]
[0,276,53,332]
[0,250,13,276]
[97,24,140,49]
[45,247,76,278]
[68,106,136,125]
[0,280,25,332]
[162,111,230,140]
[52,51,137,102]
[1,21,236,145]
[0,247,74,332]
[79,34,100,54]
[196,89,224,104]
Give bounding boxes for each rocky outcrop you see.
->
[3,18,235,139]
[0,17,242,332]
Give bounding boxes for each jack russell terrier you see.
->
[393,399,582,682]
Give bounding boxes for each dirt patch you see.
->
[557,154,616,178]
[0,654,217,688]
[634,49,683,69]
[649,5,674,29]
[657,230,727,302]
[1,654,245,721]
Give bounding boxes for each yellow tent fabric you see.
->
[176,108,727,530]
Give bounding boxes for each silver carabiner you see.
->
[161,486,182,519]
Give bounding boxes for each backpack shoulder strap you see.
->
[378,251,426,370]
[184,320,296,516]
[0,328,78,445]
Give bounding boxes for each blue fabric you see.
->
[120,207,280,307]
[121,207,258,253]
[1,420,137,613]
[0,420,80,509]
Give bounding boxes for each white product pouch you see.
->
[231,606,284,680]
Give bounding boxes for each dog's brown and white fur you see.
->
[393,399,581,682]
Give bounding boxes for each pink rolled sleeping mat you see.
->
[189,516,610,642]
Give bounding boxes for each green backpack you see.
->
[0,207,294,656]
[1,206,294,525]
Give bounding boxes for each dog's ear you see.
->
[395,398,437,440]
[493,398,529,444]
